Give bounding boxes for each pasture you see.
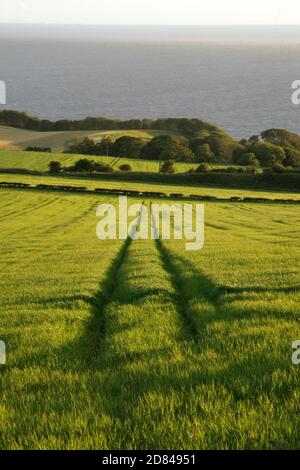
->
[0,187,299,449]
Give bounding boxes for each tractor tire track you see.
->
[150,206,199,341]
[154,237,199,341]
[89,202,146,361]
[88,235,133,362]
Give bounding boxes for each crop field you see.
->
[0,187,299,449]
[1,171,300,200]
[0,127,179,152]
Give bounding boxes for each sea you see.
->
[1,24,300,139]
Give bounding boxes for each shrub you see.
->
[272,162,287,173]
[245,165,260,174]
[282,147,300,167]
[72,158,95,172]
[93,162,114,173]
[160,160,175,173]
[250,142,285,167]
[189,142,215,162]
[66,159,114,173]
[239,152,260,167]
[195,163,211,173]
[119,164,132,172]
[48,161,62,173]
[26,146,52,152]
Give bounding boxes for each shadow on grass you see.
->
[10,238,300,449]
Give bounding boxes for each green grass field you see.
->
[0,187,299,449]
[0,126,179,152]
[0,149,199,173]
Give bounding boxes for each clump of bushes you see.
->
[119,164,132,172]
[265,163,296,174]
[26,146,52,152]
[36,184,87,191]
[224,166,259,174]
[160,160,175,174]
[194,164,259,174]
[49,161,62,173]
[48,159,114,174]
[237,152,260,167]
[69,159,114,173]
[271,162,286,173]
[194,163,211,173]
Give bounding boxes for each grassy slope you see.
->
[0,190,299,449]
[1,172,300,200]
[0,127,179,152]
[0,149,199,173]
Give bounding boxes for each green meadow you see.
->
[0,187,299,449]
[0,149,199,173]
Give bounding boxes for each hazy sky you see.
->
[1,0,300,25]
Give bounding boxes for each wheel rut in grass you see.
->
[149,206,199,341]
[154,237,199,341]
[89,202,147,361]
[88,236,133,361]
[150,203,224,342]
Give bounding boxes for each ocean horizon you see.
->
[1,24,300,138]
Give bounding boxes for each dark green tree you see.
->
[112,136,145,158]
[282,147,300,167]
[73,158,96,172]
[141,135,194,161]
[48,161,62,173]
[96,137,114,156]
[251,142,285,167]
[160,160,176,173]
[238,152,260,167]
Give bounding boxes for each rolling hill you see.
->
[0,126,179,152]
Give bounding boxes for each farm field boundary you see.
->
[1,180,300,205]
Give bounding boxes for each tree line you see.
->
[63,128,300,169]
[3,110,300,168]
[0,110,219,136]
[64,133,238,164]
